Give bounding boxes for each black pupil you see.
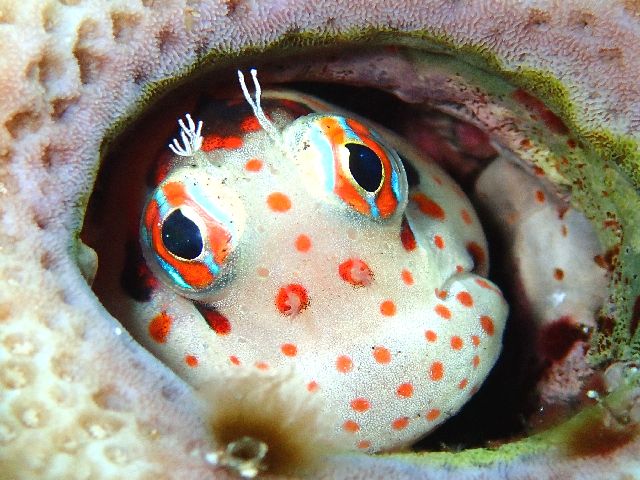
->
[346,143,383,192]
[162,209,203,260]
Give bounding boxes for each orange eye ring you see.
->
[288,114,407,220]
[140,170,245,296]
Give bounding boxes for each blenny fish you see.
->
[114,70,508,452]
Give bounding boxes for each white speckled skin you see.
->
[131,90,507,452]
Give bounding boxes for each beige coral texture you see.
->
[0,0,639,479]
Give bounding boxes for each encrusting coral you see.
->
[1,0,640,478]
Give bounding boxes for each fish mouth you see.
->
[83,39,638,465]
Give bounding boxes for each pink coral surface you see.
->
[1,0,640,478]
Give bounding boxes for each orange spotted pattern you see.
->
[135,94,508,454]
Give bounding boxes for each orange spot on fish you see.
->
[275,284,309,316]
[401,269,414,285]
[425,330,438,342]
[397,383,414,398]
[472,355,480,368]
[461,209,473,225]
[295,234,312,253]
[336,355,353,373]
[339,258,373,286]
[202,308,232,335]
[281,343,298,357]
[267,192,292,212]
[184,355,198,367]
[392,417,409,430]
[400,217,417,251]
[148,311,172,343]
[229,355,241,366]
[458,378,469,390]
[343,420,360,433]
[350,397,371,413]
[450,336,464,350]
[380,300,397,316]
[466,241,486,269]
[201,134,243,151]
[429,361,444,381]
[307,381,319,392]
[535,190,546,203]
[245,158,263,172]
[357,440,371,449]
[456,291,474,307]
[434,304,451,320]
[554,268,565,281]
[240,115,261,132]
[434,235,445,249]
[411,192,446,220]
[373,346,391,364]
[480,315,495,336]
[426,408,441,421]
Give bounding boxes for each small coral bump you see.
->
[199,366,349,476]
[205,436,268,479]
[169,113,203,157]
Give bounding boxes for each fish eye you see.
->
[140,171,245,297]
[286,114,407,220]
[161,208,203,260]
[345,143,383,192]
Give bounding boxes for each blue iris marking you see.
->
[391,167,401,201]
[202,254,220,277]
[156,255,191,290]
